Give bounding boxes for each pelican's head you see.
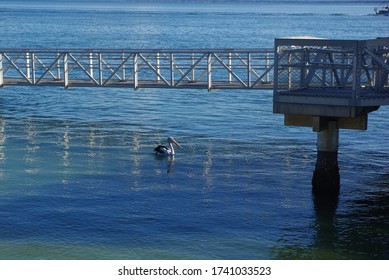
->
[168,136,182,148]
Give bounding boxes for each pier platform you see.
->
[273,37,389,118]
[272,37,389,195]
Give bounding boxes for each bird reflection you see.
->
[202,144,213,189]
[154,153,176,173]
[62,125,70,168]
[24,119,39,174]
[0,118,5,161]
[131,133,141,176]
[0,118,5,178]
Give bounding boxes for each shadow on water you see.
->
[272,172,389,259]
[310,186,340,259]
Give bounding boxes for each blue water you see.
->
[0,1,388,259]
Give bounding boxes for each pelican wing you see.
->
[154,145,171,155]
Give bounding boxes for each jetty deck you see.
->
[273,37,389,117]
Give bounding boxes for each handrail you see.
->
[0,48,274,90]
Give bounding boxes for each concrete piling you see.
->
[312,120,340,196]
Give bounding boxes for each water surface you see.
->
[0,1,388,259]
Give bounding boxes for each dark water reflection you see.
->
[273,175,389,259]
[335,178,389,259]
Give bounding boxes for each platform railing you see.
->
[274,37,389,107]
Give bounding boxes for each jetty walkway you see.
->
[0,48,273,90]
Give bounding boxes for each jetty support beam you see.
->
[284,113,371,194]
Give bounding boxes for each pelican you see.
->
[154,136,182,156]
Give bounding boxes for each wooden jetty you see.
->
[1,37,388,195]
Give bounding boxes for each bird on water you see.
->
[154,136,182,156]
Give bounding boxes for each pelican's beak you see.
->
[172,138,182,149]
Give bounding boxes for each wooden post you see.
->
[133,53,138,90]
[207,53,212,91]
[170,53,174,86]
[247,52,251,87]
[121,52,126,82]
[191,52,195,82]
[89,52,94,78]
[0,53,3,87]
[156,52,160,82]
[98,53,103,86]
[31,53,36,84]
[56,52,61,80]
[26,52,31,80]
[228,52,232,83]
[63,53,69,88]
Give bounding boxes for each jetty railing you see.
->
[274,37,389,110]
[0,48,274,90]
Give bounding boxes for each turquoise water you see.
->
[0,1,388,259]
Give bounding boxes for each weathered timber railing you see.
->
[0,49,274,90]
